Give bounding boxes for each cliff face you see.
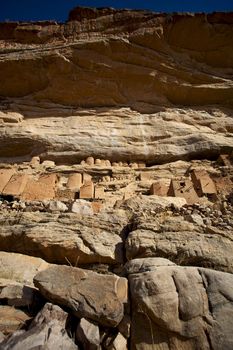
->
[0,8,233,164]
[0,7,233,350]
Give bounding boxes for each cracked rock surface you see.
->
[127,258,233,350]
[0,6,233,350]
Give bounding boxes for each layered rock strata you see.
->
[0,6,233,350]
[0,8,233,164]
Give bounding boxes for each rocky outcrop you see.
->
[34,265,128,327]
[0,209,128,265]
[0,6,233,350]
[126,258,233,350]
[0,252,49,307]
[125,209,233,273]
[0,303,78,350]
[0,9,233,164]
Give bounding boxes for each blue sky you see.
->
[1,0,233,22]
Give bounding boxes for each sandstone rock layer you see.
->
[0,9,233,164]
[0,6,233,350]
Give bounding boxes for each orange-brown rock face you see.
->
[0,8,233,164]
[1,9,233,350]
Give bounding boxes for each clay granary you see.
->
[150,168,219,204]
[0,168,104,202]
[0,158,230,207]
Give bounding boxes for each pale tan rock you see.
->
[100,160,107,167]
[0,303,78,350]
[71,199,93,215]
[0,111,23,124]
[0,252,49,286]
[138,162,146,168]
[0,210,126,265]
[126,214,233,273]
[0,252,49,306]
[34,265,128,327]
[128,258,233,350]
[139,172,153,181]
[76,318,100,350]
[103,176,111,182]
[129,195,187,209]
[41,160,55,167]
[0,279,36,307]
[108,333,127,350]
[0,306,30,336]
[129,162,138,169]
[0,12,233,165]
[123,191,134,200]
[48,200,68,212]
[125,258,176,275]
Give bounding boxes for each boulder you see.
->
[34,265,128,327]
[107,333,127,350]
[0,303,78,350]
[71,199,93,215]
[0,252,49,306]
[0,280,36,307]
[76,318,100,349]
[127,258,233,350]
[48,200,68,212]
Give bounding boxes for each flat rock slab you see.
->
[0,252,49,306]
[0,251,49,286]
[34,265,128,327]
[125,215,233,273]
[127,258,233,350]
[0,279,36,307]
[0,210,127,265]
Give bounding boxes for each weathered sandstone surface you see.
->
[0,8,233,164]
[0,6,233,350]
[126,258,233,350]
